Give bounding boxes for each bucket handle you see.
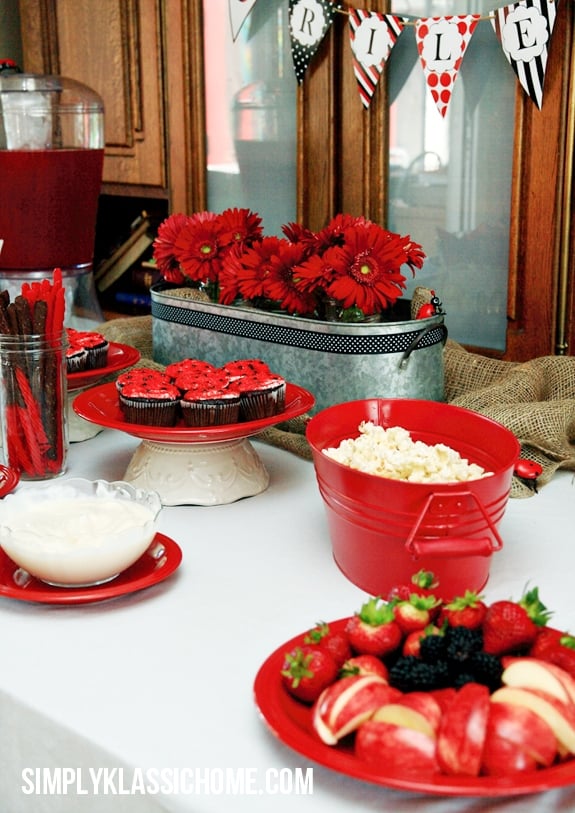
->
[399,323,448,369]
[404,489,504,560]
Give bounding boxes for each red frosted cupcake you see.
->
[116,367,172,392]
[66,343,88,373]
[221,358,271,381]
[119,382,180,426]
[68,329,109,370]
[180,386,241,427]
[165,358,217,381]
[237,373,286,421]
[173,368,231,394]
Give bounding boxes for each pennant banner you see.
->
[415,15,481,118]
[230,1,561,113]
[229,0,259,42]
[349,11,406,109]
[289,0,339,85]
[490,0,557,110]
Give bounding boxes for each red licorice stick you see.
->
[15,367,50,451]
[5,405,35,476]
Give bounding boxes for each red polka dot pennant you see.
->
[490,0,557,110]
[348,10,407,109]
[415,14,481,118]
[289,0,340,85]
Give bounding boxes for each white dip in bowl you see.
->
[0,479,162,587]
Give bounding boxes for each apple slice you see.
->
[481,730,539,776]
[356,720,438,775]
[372,703,436,740]
[312,675,400,745]
[491,686,575,755]
[373,692,442,738]
[485,701,557,767]
[502,657,575,707]
[436,682,490,776]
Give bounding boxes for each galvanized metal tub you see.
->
[151,285,447,413]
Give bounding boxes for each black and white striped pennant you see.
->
[349,10,406,109]
[490,0,558,110]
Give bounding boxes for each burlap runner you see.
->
[98,313,575,498]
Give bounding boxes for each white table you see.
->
[0,430,574,813]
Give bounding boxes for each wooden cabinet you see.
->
[18,0,205,213]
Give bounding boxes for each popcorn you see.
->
[322,422,492,483]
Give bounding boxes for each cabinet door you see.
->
[19,0,166,192]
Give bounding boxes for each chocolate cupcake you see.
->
[119,382,180,426]
[180,386,241,427]
[237,373,286,421]
[116,367,172,392]
[70,330,109,370]
[66,343,88,374]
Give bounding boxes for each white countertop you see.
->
[0,429,574,813]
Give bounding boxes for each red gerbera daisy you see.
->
[315,213,370,251]
[218,207,263,249]
[326,224,413,315]
[281,221,318,251]
[293,246,341,294]
[219,236,284,304]
[175,214,225,283]
[152,213,191,284]
[265,242,317,315]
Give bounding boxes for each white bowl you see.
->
[0,478,162,587]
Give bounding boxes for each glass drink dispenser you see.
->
[0,68,105,326]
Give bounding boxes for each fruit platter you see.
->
[254,573,575,796]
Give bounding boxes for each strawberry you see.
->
[345,597,402,658]
[280,645,339,704]
[387,569,438,602]
[531,630,575,679]
[482,587,551,656]
[339,654,389,681]
[439,590,487,630]
[402,624,442,657]
[393,593,439,633]
[304,621,352,667]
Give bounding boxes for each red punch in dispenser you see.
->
[0,61,104,327]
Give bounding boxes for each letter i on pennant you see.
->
[415,15,481,118]
[349,11,407,109]
[289,0,340,84]
[490,0,558,110]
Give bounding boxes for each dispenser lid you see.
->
[0,71,103,112]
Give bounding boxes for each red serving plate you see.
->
[0,533,182,605]
[254,618,575,797]
[73,381,315,443]
[67,342,141,391]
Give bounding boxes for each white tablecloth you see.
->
[0,429,574,812]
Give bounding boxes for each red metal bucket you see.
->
[306,399,520,601]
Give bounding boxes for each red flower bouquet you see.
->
[152,208,426,322]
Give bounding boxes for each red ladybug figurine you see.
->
[514,458,543,492]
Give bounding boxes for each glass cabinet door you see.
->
[388,1,516,350]
[203,0,297,235]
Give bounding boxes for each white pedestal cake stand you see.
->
[73,381,315,506]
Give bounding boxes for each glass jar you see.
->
[0,331,68,478]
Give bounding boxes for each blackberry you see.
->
[419,634,446,664]
[389,656,449,692]
[444,626,483,665]
[453,672,477,689]
[467,651,504,691]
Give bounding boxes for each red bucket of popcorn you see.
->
[306,399,520,601]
